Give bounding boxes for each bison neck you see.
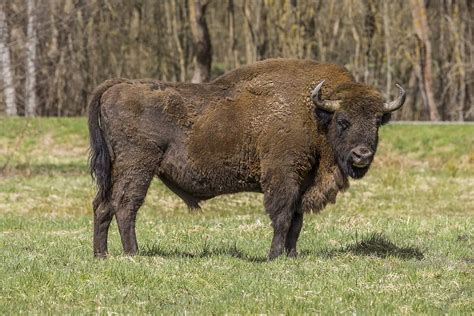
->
[300,140,349,213]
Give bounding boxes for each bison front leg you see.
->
[263,177,301,260]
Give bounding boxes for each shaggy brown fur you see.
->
[89,58,402,259]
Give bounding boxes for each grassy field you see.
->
[0,118,473,314]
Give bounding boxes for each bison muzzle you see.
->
[88,59,405,259]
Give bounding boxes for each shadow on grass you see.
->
[141,242,267,263]
[314,232,424,260]
[141,232,423,262]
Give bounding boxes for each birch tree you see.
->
[0,5,16,116]
[25,0,37,117]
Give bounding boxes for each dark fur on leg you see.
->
[263,177,301,260]
[285,211,304,257]
[93,199,114,257]
[114,170,153,256]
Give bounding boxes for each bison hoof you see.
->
[267,251,283,261]
[287,248,298,258]
[94,252,108,259]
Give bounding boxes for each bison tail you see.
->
[88,79,125,208]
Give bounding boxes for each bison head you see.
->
[312,81,406,179]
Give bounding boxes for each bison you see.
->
[89,58,405,259]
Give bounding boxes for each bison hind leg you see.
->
[93,197,115,257]
[103,151,160,256]
[112,168,154,256]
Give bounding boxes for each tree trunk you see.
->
[243,0,256,63]
[173,1,187,82]
[0,5,16,116]
[409,0,440,121]
[255,0,268,60]
[243,0,268,62]
[189,0,212,83]
[383,1,392,98]
[400,69,419,120]
[363,0,376,84]
[450,2,466,121]
[25,0,38,117]
[348,3,360,80]
[77,0,92,116]
[166,0,187,82]
[227,0,238,68]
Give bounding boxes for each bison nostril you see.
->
[359,147,371,156]
[352,151,362,160]
[351,146,373,163]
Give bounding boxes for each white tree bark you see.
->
[25,0,37,117]
[0,6,17,116]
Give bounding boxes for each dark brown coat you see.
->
[89,58,403,259]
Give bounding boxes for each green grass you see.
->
[0,118,473,314]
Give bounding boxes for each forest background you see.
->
[0,0,472,121]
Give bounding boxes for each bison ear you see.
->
[381,113,391,125]
[315,108,334,129]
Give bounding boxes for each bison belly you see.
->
[159,104,262,199]
[159,140,261,201]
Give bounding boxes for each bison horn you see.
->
[383,84,406,112]
[311,80,341,112]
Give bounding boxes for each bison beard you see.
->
[88,59,405,260]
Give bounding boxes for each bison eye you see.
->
[337,119,351,130]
